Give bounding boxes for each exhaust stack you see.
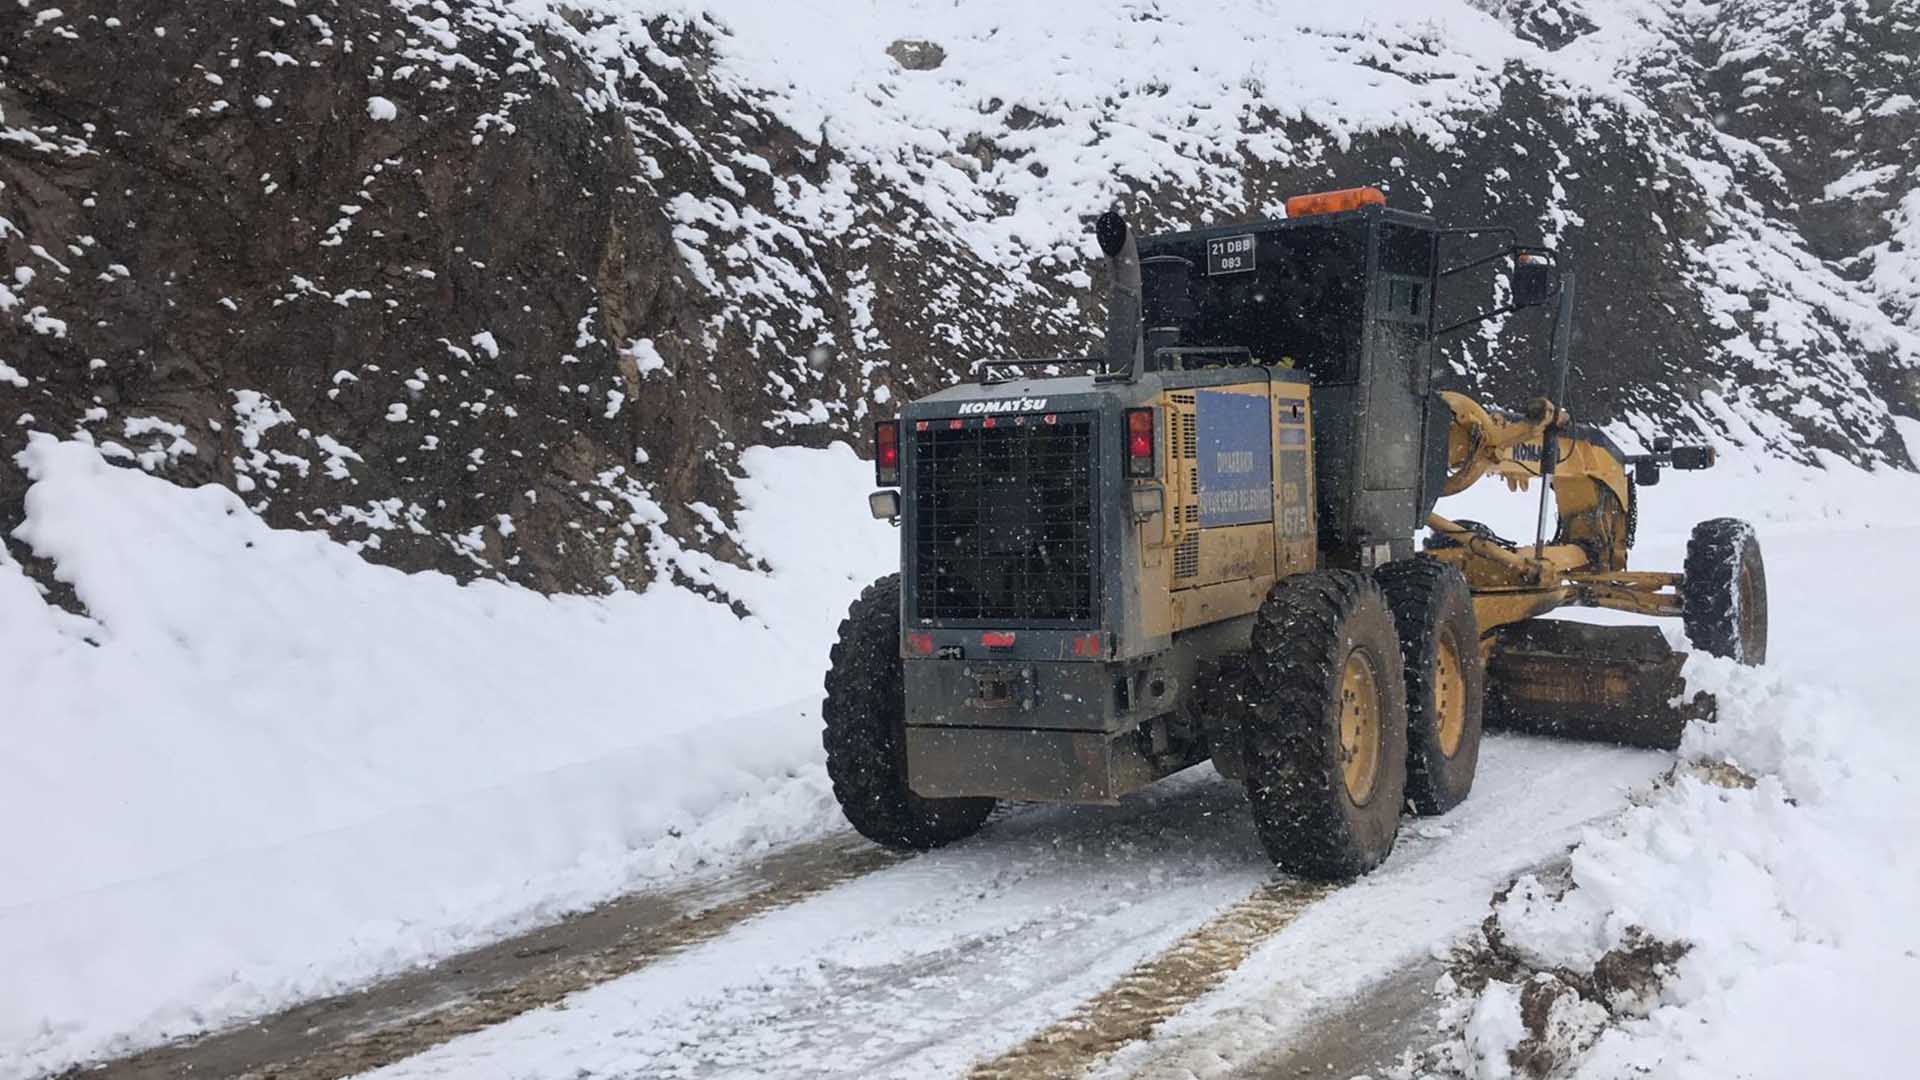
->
[1095,210,1143,378]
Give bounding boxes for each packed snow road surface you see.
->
[356,737,1663,1080]
[358,451,1920,1080]
[12,435,1920,1079]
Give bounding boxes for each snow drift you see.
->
[1451,658,1920,1079]
[0,434,890,1079]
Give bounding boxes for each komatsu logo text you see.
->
[956,397,1049,415]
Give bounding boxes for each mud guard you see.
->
[1484,620,1712,751]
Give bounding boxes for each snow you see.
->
[1450,528,1920,1079]
[8,422,1920,1080]
[0,435,893,1079]
[681,0,1525,269]
[354,738,1668,1080]
[624,336,666,375]
[1115,437,1920,1078]
[7,417,1920,1080]
[1466,981,1529,1080]
[366,95,398,122]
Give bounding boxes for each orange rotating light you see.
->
[1284,186,1387,218]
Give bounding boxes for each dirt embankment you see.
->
[1,2,1077,596]
[6,1,1914,599]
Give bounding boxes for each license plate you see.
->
[1206,233,1256,275]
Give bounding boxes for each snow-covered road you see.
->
[356,735,1663,1080]
[13,437,1919,1080]
[352,493,1920,1080]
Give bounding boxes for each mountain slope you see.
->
[4,0,1916,592]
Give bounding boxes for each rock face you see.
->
[0,2,1075,595]
[3,0,1915,597]
[886,40,948,71]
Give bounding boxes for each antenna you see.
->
[1533,269,1577,563]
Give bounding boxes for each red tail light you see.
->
[981,631,1016,648]
[875,420,900,486]
[1125,408,1155,478]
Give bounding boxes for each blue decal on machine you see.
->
[1195,390,1273,527]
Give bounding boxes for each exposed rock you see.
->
[1,4,1071,596]
[3,0,1915,601]
[886,39,946,71]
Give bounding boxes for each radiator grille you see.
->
[911,414,1097,624]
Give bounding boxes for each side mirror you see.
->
[1634,461,1662,487]
[1670,446,1716,470]
[1512,258,1561,309]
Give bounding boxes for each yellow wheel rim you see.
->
[1737,559,1763,658]
[1435,630,1466,758]
[1339,649,1382,804]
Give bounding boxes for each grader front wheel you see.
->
[1236,571,1409,880]
[1682,518,1768,665]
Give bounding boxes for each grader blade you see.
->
[1484,620,1712,751]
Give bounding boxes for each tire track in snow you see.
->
[87,835,900,1080]
[967,879,1337,1080]
[330,739,1663,1080]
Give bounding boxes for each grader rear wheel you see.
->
[823,575,996,849]
[1376,558,1485,816]
[1434,639,1467,756]
[1236,571,1409,880]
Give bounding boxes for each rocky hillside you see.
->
[4,0,1916,597]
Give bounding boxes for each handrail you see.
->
[1150,346,1255,371]
[970,356,1113,384]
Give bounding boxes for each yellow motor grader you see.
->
[826,187,1766,879]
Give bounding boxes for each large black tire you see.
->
[1682,518,1768,665]
[1375,558,1485,816]
[822,575,995,850]
[1236,571,1409,880]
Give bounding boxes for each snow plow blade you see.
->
[1484,620,1711,751]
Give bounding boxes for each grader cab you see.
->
[825,187,1765,880]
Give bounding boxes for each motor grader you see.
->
[824,187,1767,880]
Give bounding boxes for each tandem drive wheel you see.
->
[1235,571,1409,880]
[822,574,994,850]
[1376,557,1485,816]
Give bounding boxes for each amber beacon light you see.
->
[1284,186,1387,218]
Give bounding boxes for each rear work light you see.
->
[1284,185,1386,218]
[874,419,900,486]
[1125,407,1155,479]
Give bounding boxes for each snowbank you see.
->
[0,435,893,1079]
[1106,423,1920,1079]
[1424,425,1920,1078]
[1455,658,1920,1079]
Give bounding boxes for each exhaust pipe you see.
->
[1096,210,1143,378]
